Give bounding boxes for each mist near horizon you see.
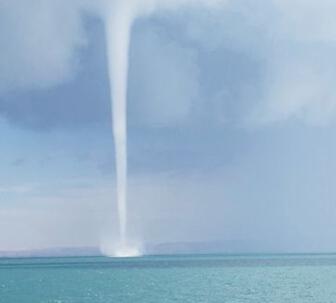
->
[1,0,336,255]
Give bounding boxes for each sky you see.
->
[1,0,336,253]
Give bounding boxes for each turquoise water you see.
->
[1,254,336,302]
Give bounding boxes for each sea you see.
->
[1,254,336,302]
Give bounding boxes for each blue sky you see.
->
[1,0,336,252]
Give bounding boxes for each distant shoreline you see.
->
[1,243,336,259]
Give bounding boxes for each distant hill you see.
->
[0,240,273,258]
[0,247,101,258]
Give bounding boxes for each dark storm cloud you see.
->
[0,18,111,130]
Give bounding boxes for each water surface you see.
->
[1,254,336,302]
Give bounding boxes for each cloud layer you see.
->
[0,0,86,93]
[1,0,336,128]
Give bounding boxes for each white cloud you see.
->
[129,25,200,126]
[0,0,226,95]
[249,0,336,125]
[1,0,336,127]
[0,185,34,194]
[251,45,336,125]
[273,0,336,43]
[0,0,86,93]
